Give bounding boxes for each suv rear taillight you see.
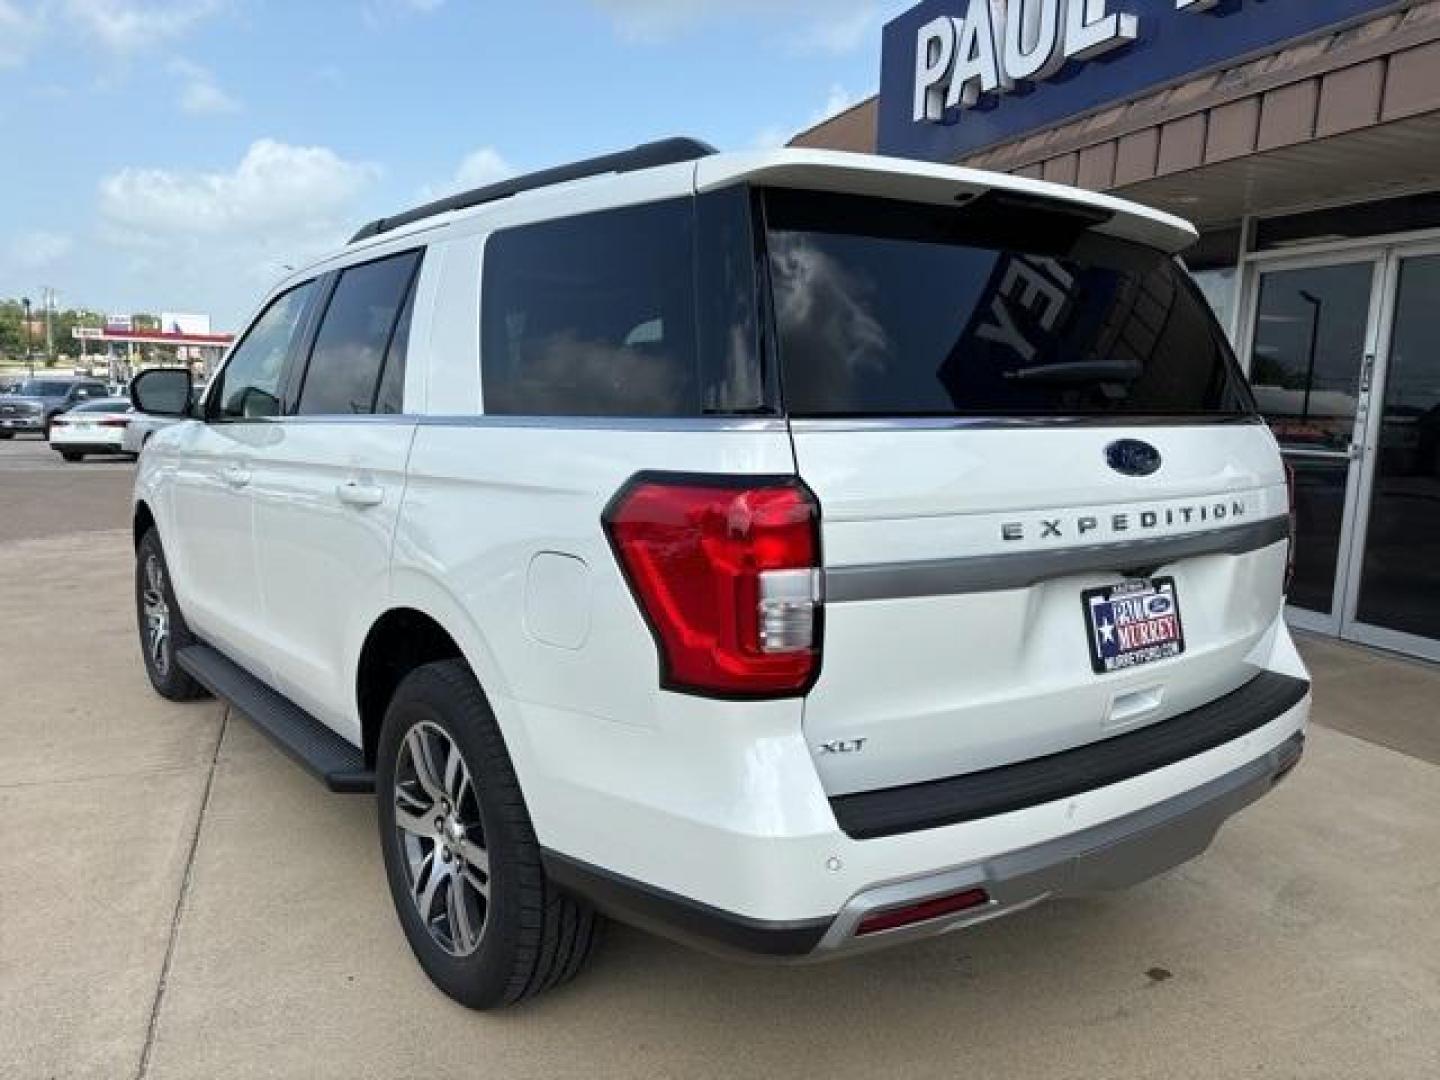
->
[603,474,821,698]
[1283,460,1297,595]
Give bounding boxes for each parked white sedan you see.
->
[47,397,135,462]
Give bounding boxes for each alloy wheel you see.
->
[393,722,491,957]
[142,554,171,679]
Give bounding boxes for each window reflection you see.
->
[1249,264,1371,452]
[765,191,1250,419]
[1356,255,1440,642]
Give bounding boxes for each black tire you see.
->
[135,528,208,701]
[376,660,601,1009]
[0,432,12,440]
[60,451,84,462]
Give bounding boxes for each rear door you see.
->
[249,248,422,739]
[763,190,1291,797]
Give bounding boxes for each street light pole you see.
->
[21,297,33,377]
[42,287,55,365]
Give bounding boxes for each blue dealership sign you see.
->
[879,0,1408,162]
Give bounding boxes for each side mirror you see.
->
[130,368,193,418]
[238,385,280,419]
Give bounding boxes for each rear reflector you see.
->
[603,473,821,697]
[855,888,991,937]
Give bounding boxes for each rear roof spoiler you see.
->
[695,150,1198,255]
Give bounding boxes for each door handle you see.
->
[221,463,251,488]
[336,479,384,508]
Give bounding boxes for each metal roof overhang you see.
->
[1113,112,1440,229]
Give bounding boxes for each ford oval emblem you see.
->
[1106,439,1162,477]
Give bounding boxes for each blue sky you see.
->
[0,0,908,328]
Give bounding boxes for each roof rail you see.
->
[349,136,719,244]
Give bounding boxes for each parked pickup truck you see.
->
[0,376,111,438]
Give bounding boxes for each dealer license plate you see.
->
[1082,577,1185,674]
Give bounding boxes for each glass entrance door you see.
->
[1346,250,1440,662]
[1247,258,1382,633]
[1245,243,1440,661]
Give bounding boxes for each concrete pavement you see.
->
[1,438,1438,1079]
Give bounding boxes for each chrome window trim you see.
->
[789,415,1265,433]
[199,414,1260,434]
[199,414,789,432]
[824,516,1291,603]
[418,415,789,433]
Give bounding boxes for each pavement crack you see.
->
[135,706,230,1080]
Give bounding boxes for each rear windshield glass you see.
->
[72,399,130,413]
[764,190,1254,420]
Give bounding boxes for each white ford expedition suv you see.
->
[130,139,1311,1009]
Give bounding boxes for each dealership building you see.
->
[796,0,1440,663]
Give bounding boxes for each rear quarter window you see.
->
[479,192,765,418]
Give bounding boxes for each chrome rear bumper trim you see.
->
[824,516,1290,602]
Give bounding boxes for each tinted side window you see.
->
[374,273,418,415]
[214,282,316,419]
[297,251,421,416]
[481,199,700,417]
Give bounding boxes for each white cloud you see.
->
[452,147,513,189]
[419,146,514,200]
[362,0,445,27]
[812,84,855,125]
[59,0,226,55]
[751,126,790,151]
[788,6,881,55]
[590,0,889,50]
[8,230,74,269]
[93,140,380,325]
[99,139,377,237]
[751,83,855,150]
[0,0,40,68]
[170,58,240,114]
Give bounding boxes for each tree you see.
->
[0,298,110,364]
[0,299,24,358]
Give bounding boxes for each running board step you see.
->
[176,644,374,794]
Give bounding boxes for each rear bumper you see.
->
[831,670,1309,840]
[813,729,1303,954]
[0,417,44,431]
[50,441,126,454]
[545,688,1308,959]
